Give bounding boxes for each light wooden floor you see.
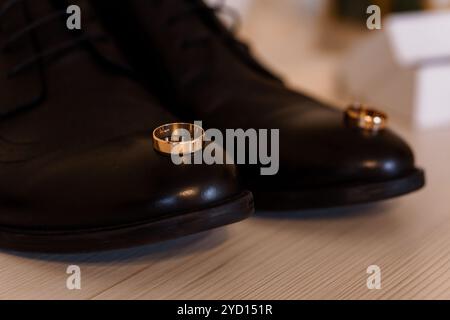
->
[1,1,448,300]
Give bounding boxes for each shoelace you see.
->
[0,0,107,119]
[0,0,104,79]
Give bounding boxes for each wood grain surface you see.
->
[0,0,448,300]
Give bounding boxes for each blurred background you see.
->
[214,0,450,130]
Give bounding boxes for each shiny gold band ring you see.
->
[345,104,388,132]
[152,123,204,155]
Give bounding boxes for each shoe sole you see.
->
[0,191,254,253]
[254,169,425,210]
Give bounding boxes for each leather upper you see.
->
[0,0,242,230]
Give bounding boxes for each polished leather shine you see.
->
[0,0,245,232]
[94,0,423,198]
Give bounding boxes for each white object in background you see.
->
[225,0,253,16]
[204,0,253,17]
[341,11,450,130]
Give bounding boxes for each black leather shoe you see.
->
[94,0,425,210]
[0,0,253,252]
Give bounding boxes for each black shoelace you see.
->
[0,0,104,119]
[0,0,103,79]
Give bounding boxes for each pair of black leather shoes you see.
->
[0,0,424,253]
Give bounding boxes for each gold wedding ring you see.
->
[344,104,388,132]
[152,123,204,155]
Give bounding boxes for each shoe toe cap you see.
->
[252,104,419,190]
[5,133,244,229]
